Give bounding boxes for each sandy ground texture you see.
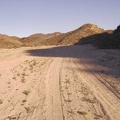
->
[0,44,120,120]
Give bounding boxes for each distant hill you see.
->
[20,32,61,46]
[58,24,104,45]
[29,32,61,39]
[20,23,104,46]
[75,25,120,49]
[0,34,23,48]
[0,23,119,49]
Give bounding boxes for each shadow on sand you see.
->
[25,44,120,78]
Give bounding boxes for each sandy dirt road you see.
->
[0,45,120,120]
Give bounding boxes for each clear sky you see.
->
[0,0,120,37]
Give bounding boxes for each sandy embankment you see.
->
[0,45,120,120]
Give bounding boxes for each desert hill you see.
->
[19,23,104,46]
[93,25,120,49]
[75,25,120,49]
[58,24,104,45]
[29,32,61,39]
[20,32,61,47]
[0,23,120,49]
[0,34,24,48]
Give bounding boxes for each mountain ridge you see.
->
[0,34,23,48]
[21,23,104,46]
[0,23,119,49]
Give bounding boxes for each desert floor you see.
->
[0,45,120,120]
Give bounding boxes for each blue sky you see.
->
[0,0,120,37]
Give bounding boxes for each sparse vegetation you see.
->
[66,99,72,102]
[67,110,74,114]
[82,97,97,104]
[23,90,30,96]
[25,107,31,113]
[94,114,103,119]
[22,99,27,103]
[21,77,26,83]
[17,73,20,76]
[67,92,72,96]
[65,80,70,84]
[8,116,16,120]
[32,60,37,66]
[77,111,87,116]
[12,77,16,80]
[0,99,3,104]
[21,72,26,76]
[0,23,119,120]
[81,85,90,96]
[7,81,11,84]
[21,100,27,106]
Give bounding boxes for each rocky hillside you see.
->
[0,34,23,49]
[20,32,61,46]
[75,25,120,49]
[59,24,104,45]
[93,25,120,49]
[19,23,104,46]
[1,23,119,49]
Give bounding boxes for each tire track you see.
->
[43,58,64,120]
[72,59,120,120]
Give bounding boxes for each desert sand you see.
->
[0,45,120,120]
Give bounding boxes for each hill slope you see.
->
[75,25,120,49]
[93,25,120,49]
[59,24,104,45]
[1,23,119,49]
[20,23,104,46]
[20,32,61,46]
[0,34,24,48]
